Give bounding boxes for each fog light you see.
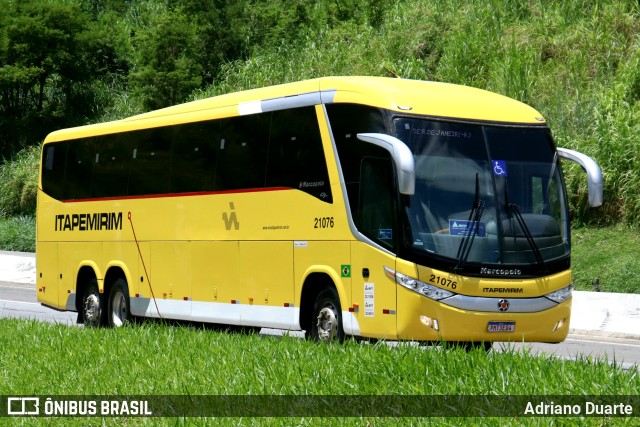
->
[420,315,432,327]
[552,318,566,333]
[420,315,440,331]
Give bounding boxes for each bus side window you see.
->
[65,139,94,200]
[129,128,171,196]
[266,107,332,203]
[216,115,269,191]
[41,143,67,200]
[170,121,218,193]
[90,134,132,198]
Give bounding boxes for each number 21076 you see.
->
[314,217,334,228]
[430,274,457,289]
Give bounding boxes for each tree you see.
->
[0,0,125,157]
[174,0,312,85]
[130,11,202,110]
[4,1,90,111]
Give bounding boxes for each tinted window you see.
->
[41,144,67,200]
[327,104,394,247]
[267,108,332,202]
[65,138,95,200]
[170,122,218,193]
[129,128,171,196]
[41,106,332,203]
[92,134,131,198]
[216,114,269,191]
[358,155,396,250]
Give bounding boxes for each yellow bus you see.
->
[37,76,603,345]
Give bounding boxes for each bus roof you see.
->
[44,76,546,142]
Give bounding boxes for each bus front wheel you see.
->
[83,279,106,327]
[108,279,131,327]
[310,287,344,343]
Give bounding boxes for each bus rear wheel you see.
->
[83,279,106,327]
[310,287,344,343]
[108,279,131,327]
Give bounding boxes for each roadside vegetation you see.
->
[1,0,640,294]
[1,319,638,426]
[572,226,640,294]
[0,215,34,252]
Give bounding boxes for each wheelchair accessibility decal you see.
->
[493,160,507,176]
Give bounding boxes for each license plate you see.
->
[487,321,515,333]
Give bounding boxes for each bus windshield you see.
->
[394,118,569,273]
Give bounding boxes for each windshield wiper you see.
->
[504,186,547,273]
[454,173,485,272]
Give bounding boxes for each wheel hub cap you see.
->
[316,307,337,341]
[112,293,127,327]
[84,294,100,323]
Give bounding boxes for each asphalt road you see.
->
[0,281,76,325]
[1,280,638,371]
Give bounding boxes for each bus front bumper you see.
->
[396,287,572,343]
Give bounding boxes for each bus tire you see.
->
[310,287,344,343]
[108,278,131,327]
[82,279,106,327]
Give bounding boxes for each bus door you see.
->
[350,242,398,339]
[349,155,399,339]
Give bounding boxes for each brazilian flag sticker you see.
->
[341,264,351,278]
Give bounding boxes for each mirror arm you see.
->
[356,133,415,195]
[557,147,603,207]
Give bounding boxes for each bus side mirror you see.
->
[357,133,415,195]
[557,147,603,207]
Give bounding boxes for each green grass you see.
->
[572,226,640,294]
[0,145,39,217]
[1,319,638,426]
[0,215,35,252]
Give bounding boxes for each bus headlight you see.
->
[384,267,455,301]
[545,284,573,304]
